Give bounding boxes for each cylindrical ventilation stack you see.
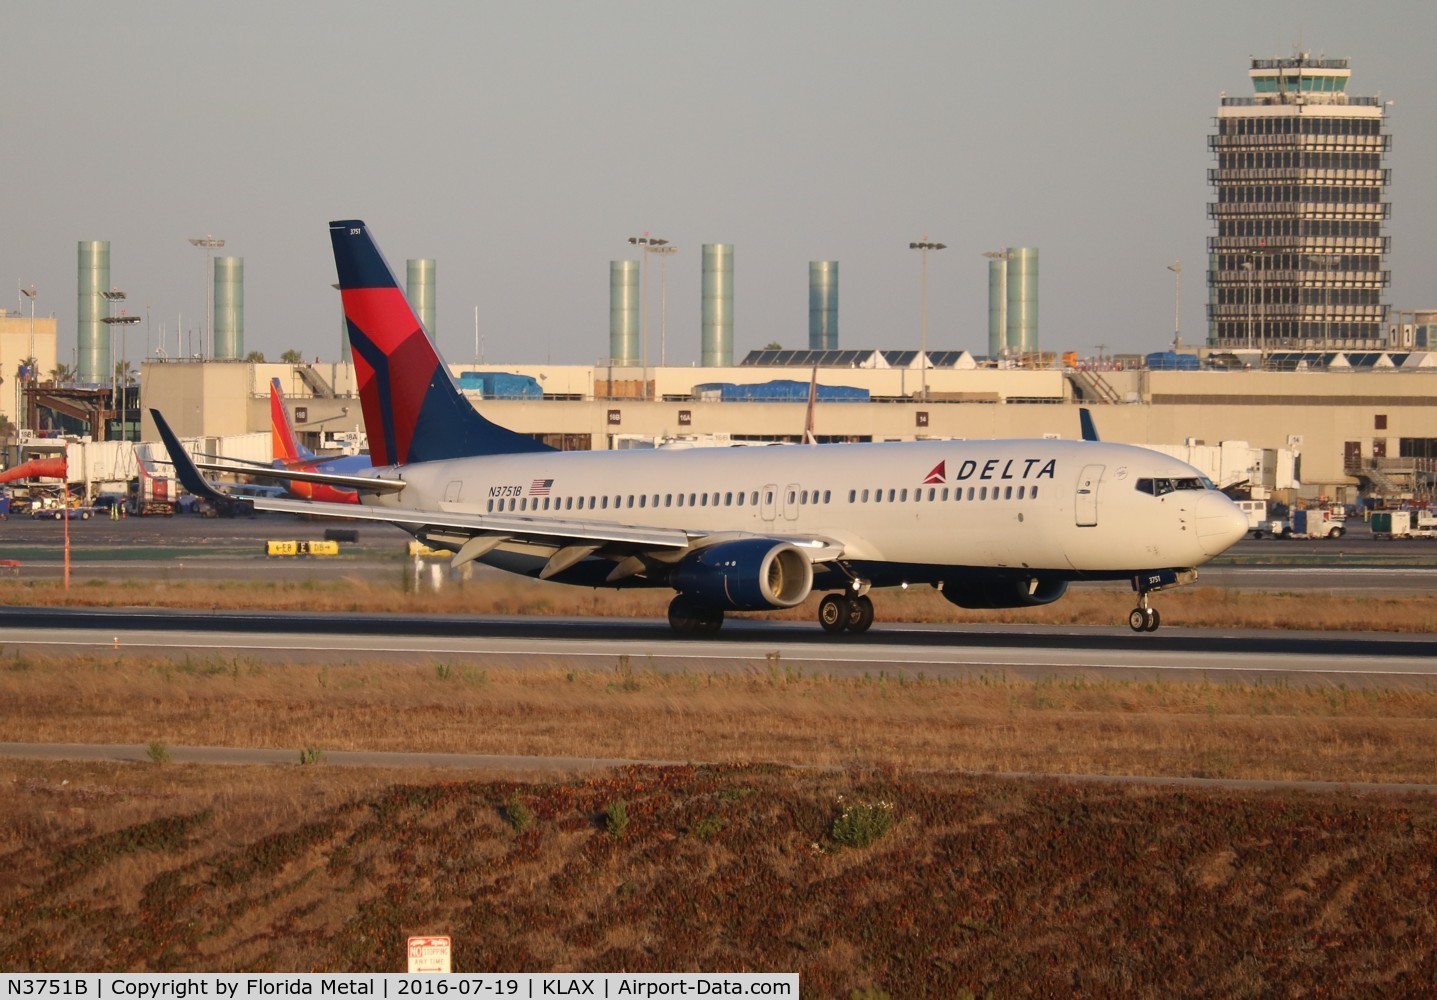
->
[76,241,110,384]
[407,259,436,339]
[987,255,1008,358]
[212,257,244,360]
[609,260,640,365]
[702,244,733,367]
[1005,247,1039,356]
[809,261,838,350]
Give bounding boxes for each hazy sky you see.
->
[5,0,1435,368]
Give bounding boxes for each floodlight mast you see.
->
[627,234,670,397]
[19,284,36,430]
[189,236,225,358]
[909,241,947,402]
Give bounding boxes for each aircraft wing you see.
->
[248,493,694,550]
[152,408,845,576]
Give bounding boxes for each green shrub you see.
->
[146,740,172,765]
[505,792,533,833]
[830,797,896,849]
[606,800,629,840]
[299,746,326,766]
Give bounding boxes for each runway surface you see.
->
[5,513,1437,591]
[3,605,1435,688]
[4,513,1435,688]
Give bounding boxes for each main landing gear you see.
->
[667,594,724,635]
[818,593,874,634]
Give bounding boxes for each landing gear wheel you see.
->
[845,594,875,634]
[696,607,725,635]
[1128,608,1148,633]
[668,595,700,634]
[819,594,851,633]
[669,596,725,635]
[1143,607,1161,632]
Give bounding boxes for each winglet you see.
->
[1079,408,1100,443]
[150,408,244,506]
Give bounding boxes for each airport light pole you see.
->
[101,289,141,442]
[189,236,225,359]
[909,241,946,402]
[627,234,668,398]
[1167,260,1182,350]
[652,244,678,367]
[100,290,126,426]
[19,285,36,430]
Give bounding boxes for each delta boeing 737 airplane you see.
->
[154,219,1248,635]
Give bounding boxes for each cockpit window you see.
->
[1136,477,1214,496]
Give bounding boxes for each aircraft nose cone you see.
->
[1196,492,1249,557]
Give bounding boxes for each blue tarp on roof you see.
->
[1144,351,1200,371]
[694,380,870,402]
[458,372,543,398]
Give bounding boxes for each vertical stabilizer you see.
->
[328,220,552,465]
[269,377,317,463]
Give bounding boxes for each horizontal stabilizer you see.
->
[189,459,407,495]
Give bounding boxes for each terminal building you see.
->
[118,353,1436,507]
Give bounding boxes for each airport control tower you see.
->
[1207,53,1391,352]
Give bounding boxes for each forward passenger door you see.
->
[1075,464,1103,527]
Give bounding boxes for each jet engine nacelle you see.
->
[941,576,1069,610]
[671,538,814,611]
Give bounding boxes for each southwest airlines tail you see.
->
[329,219,552,465]
[269,377,318,464]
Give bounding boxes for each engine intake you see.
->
[941,576,1068,610]
[671,539,814,611]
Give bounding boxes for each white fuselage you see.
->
[365,438,1248,580]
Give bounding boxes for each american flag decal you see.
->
[528,478,554,496]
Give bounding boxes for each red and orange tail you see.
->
[269,377,315,464]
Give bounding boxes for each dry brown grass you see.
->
[3,758,1437,988]
[2,651,1434,784]
[6,574,1437,632]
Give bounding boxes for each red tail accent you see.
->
[341,287,435,467]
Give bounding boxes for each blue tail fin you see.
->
[329,220,552,465]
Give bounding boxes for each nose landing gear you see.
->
[1127,599,1161,633]
[1128,568,1196,633]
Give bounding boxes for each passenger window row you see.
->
[847,485,1038,503]
[484,482,1046,514]
[487,489,836,514]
